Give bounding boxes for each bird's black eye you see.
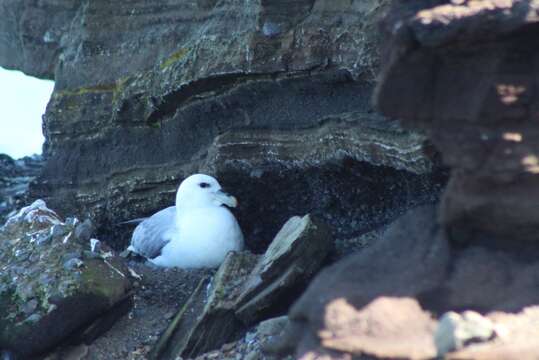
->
[199,182,210,188]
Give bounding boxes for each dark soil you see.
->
[48,261,214,360]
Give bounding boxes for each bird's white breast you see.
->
[151,206,244,268]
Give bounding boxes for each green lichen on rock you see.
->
[160,48,190,70]
[55,83,119,98]
[149,120,162,129]
[0,200,132,357]
[80,257,130,303]
[205,251,260,311]
[0,201,77,321]
[111,76,130,104]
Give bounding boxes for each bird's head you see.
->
[176,174,238,210]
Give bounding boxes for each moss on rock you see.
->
[0,200,132,357]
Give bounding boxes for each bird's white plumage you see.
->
[128,174,244,268]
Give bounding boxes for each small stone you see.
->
[83,250,100,259]
[13,249,29,261]
[63,258,84,270]
[65,217,79,227]
[435,311,496,356]
[62,251,82,262]
[164,310,176,320]
[249,169,263,178]
[24,313,42,323]
[35,232,52,245]
[51,224,69,238]
[257,316,288,337]
[221,342,236,352]
[206,350,220,359]
[29,252,40,262]
[18,283,34,300]
[262,21,281,37]
[90,238,101,252]
[74,219,93,243]
[21,299,39,314]
[244,332,256,344]
[38,273,53,286]
[243,350,261,360]
[142,335,158,345]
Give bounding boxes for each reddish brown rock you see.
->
[317,297,437,359]
[282,207,448,359]
[375,0,539,242]
[278,206,539,359]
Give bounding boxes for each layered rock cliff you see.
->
[0,0,446,252]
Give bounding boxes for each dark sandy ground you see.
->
[47,261,214,360]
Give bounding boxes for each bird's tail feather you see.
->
[119,245,138,258]
[116,217,147,225]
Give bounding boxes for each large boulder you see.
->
[276,206,539,359]
[235,214,333,324]
[375,0,539,242]
[0,200,132,358]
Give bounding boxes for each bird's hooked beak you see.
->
[213,189,238,208]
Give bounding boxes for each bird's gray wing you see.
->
[129,206,177,259]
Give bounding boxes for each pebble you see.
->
[51,224,69,238]
[74,219,93,243]
[65,217,79,227]
[262,21,281,37]
[36,233,52,246]
[221,342,236,352]
[22,299,38,314]
[62,251,82,262]
[164,310,176,320]
[63,258,84,270]
[243,350,261,360]
[24,313,42,323]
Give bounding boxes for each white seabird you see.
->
[127,174,244,268]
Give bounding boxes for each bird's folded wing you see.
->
[130,206,177,259]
